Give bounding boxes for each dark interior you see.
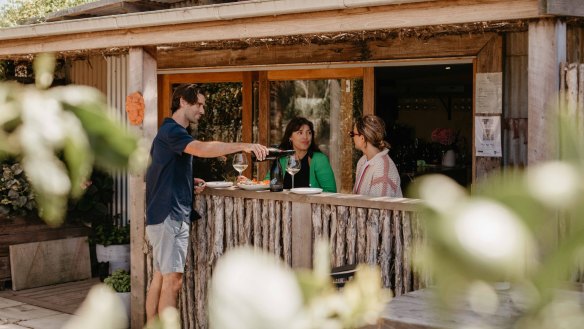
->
[374,64,474,193]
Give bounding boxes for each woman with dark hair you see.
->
[351,115,402,197]
[269,117,336,192]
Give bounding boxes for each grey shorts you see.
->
[146,217,190,274]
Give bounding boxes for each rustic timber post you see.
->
[474,35,503,183]
[528,18,566,164]
[363,67,375,116]
[258,71,270,179]
[129,46,158,329]
[242,72,253,177]
[291,201,313,268]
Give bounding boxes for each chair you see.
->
[330,264,358,288]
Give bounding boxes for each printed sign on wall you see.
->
[475,72,502,114]
[475,116,502,157]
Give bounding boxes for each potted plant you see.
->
[93,221,131,275]
[104,269,131,320]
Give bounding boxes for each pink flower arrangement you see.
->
[431,128,456,146]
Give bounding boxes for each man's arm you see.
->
[184,140,268,160]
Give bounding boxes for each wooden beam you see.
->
[267,68,363,81]
[474,35,503,184]
[129,46,158,329]
[242,71,253,177]
[545,0,584,17]
[0,0,541,56]
[291,202,313,269]
[363,67,375,116]
[258,71,270,179]
[158,74,170,127]
[528,18,566,164]
[167,72,244,83]
[157,33,497,70]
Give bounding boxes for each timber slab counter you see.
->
[146,188,427,329]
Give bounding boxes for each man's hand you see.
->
[242,143,269,161]
[194,178,206,194]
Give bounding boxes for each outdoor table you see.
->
[368,287,584,329]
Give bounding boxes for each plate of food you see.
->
[206,181,234,188]
[289,187,323,195]
[237,179,270,191]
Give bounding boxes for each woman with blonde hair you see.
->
[351,115,402,197]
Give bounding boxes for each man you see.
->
[145,84,267,322]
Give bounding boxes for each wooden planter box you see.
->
[0,216,90,288]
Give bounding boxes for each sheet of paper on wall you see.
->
[475,72,502,114]
[475,116,502,157]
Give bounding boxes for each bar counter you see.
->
[147,187,427,329]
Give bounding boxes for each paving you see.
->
[0,297,75,329]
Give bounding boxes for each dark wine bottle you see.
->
[252,147,295,162]
[269,158,284,192]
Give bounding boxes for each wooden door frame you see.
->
[158,33,503,185]
[159,68,371,180]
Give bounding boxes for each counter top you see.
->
[200,187,421,212]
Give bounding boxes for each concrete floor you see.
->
[0,297,75,329]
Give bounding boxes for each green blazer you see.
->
[266,152,337,192]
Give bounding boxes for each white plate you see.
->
[237,183,270,191]
[290,187,323,195]
[206,181,233,188]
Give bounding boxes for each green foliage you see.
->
[104,269,131,293]
[411,104,584,329]
[92,221,130,246]
[0,160,36,217]
[190,82,243,181]
[67,169,113,223]
[0,0,92,27]
[0,53,143,226]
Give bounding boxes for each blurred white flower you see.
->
[21,93,66,150]
[209,248,305,329]
[527,161,580,209]
[453,199,534,275]
[418,174,467,214]
[62,284,127,329]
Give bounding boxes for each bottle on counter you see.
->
[269,157,284,192]
[252,147,295,162]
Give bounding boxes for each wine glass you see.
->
[232,153,248,182]
[286,155,301,189]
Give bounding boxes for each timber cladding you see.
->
[151,192,426,329]
[0,217,90,286]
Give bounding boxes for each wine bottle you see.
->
[269,158,284,192]
[252,147,295,161]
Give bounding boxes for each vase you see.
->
[441,149,456,167]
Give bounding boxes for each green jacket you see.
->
[266,152,337,192]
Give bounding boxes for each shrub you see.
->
[104,269,130,293]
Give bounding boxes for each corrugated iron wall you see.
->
[107,55,129,227]
[70,55,129,227]
[503,32,528,169]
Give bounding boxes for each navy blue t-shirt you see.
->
[146,118,194,226]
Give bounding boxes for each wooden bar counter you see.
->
[146,187,426,329]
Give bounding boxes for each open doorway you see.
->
[375,64,473,194]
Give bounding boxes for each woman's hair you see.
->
[354,115,390,150]
[170,84,205,114]
[278,117,320,153]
